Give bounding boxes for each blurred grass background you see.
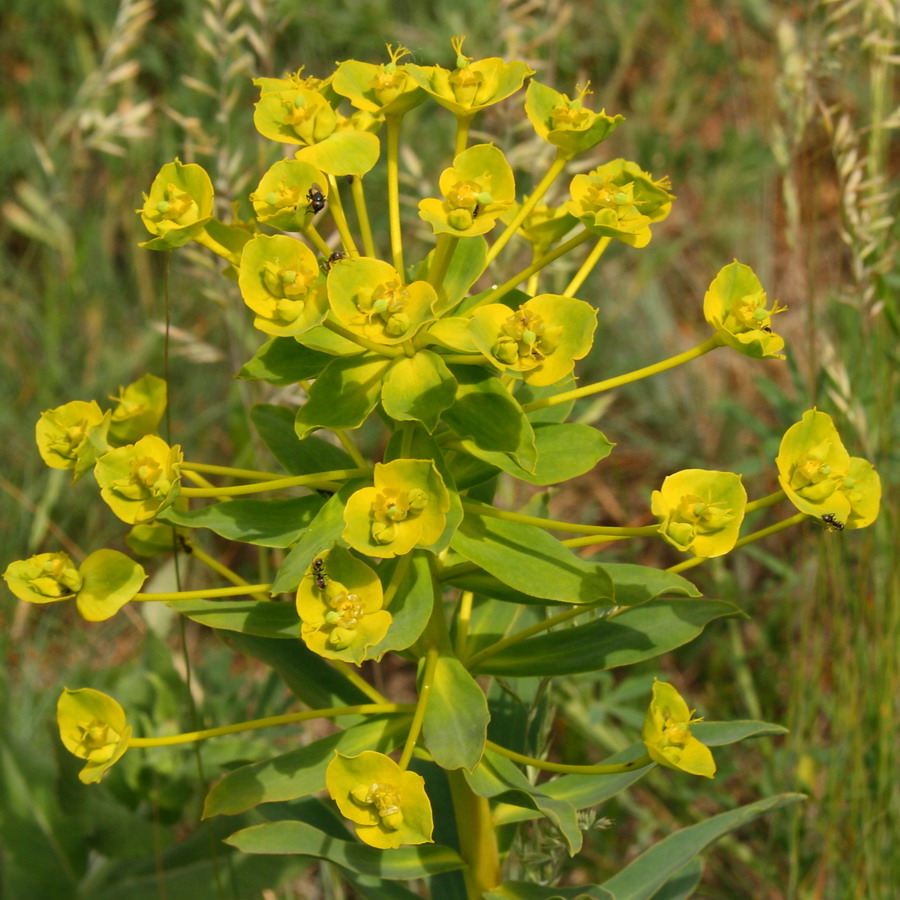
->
[0,0,896,897]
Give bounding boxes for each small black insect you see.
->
[306,184,326,214]
[323,250,346,271]
[311,557,328,590]
[821,513,845,531]
[761,325,772,333]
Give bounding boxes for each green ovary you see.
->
[350,782,404,830]
[583,179,632,213]
[722,291,771,333]
[153,184,196,226]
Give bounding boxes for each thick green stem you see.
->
[326,174,359,257]
[134,584,272,602]
[303,223,332,257]
[398,647,439,770]
[386,115,405,278]
[563,236,611,297]
[454,114,474,156]
[321,318,404,357]
[350,175,377,258]
[182,461,285,481]
[428,233,459,289]
[446,769,501,900]
[745,489,787,514]
[523,335,725,413]
[128,703,410,748]
[487,740,653,775]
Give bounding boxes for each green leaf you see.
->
[295,355,391,439]
[466,750,582,855]
[422,656,489,771]
[296,130,380,176]
[169,598,300,638]
[443,367,537,471]
[424,236,488,315]
[382,351,457,432]
[599,794,804,900]
[225,820,465,879]
[485,884,614,900]
[368,552,434,659]
[224,631,371,709]
[454,422,613,486]
[472,599,742,676]
[450,504,613,605]
[272,483,359,594]
[204,716,409,817]
[649,859,702,900]
[602,564,701,606]
[238,337,334,385]
[689,720,789,745]
[160,495,325,548]
[252,403,356,474]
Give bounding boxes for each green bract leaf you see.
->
[160,495,325,547]
[238,338,334,385]
[138,159,214,250]
[225,820,464,879]
[295,355,391,439]
[251,404,355,475]
[443,367,537,471]
[419,143,516,237]
[107,373,167,445]
[76,549,146,621]
[599,794,804,900]
[238,234,327,337]
[250,159,327,231]
[382,352,457,432]
[470,294,597,386]
[424,235,487,316]
[525,80,624,159]
[169,598,300,638]
[451,503,613,605]
[471,598,741,675]
[703,261,786,359]
[296,130,381,176]
[421,656,488,771]
[204,716,409,817]
[368,552,434,659]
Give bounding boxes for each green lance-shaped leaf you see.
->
[296,130,381,176]
[485,883,614,900]
[225,820,465,879]
[471,598,742,676]
[368,552,434,660]
[599,794,804,900]
[161,495,326,548]
[421,656,489,772]
[238,337,335,386]
[466,749,582,856]
[170,598,301,639]
[451,503,613,605]
[647,859,703,900]
[598,564,701,606]
[204,716,410,818]
[251,403,355,475]
[295,354,391,439]
[453,422,613,487]
[381,351,457,432]
[442,367,537,471]
[273,483,361,594]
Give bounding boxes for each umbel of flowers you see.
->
[4,36,882,900]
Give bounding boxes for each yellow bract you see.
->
[326,750,434,848]
[57,688,132,784]
[642,680,716,778]
[36,399,111,480]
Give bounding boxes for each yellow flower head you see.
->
[4,551,83,605]
[776,409,880,530]
[343,460,450,558]
[703,261,786,359]
[333,44,425,117]
[326,750,434,848]
[36,400,111,480]
[108,374,167,446]
[254,86,337,146]
[57,688,132,784]
[650,469,747,558]
[295,547,392,664]
[405,35,534,117]
[138,159,214,250]
[641,680,715,778]
[94,435,183,524]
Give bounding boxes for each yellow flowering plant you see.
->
[10,37,881,900]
